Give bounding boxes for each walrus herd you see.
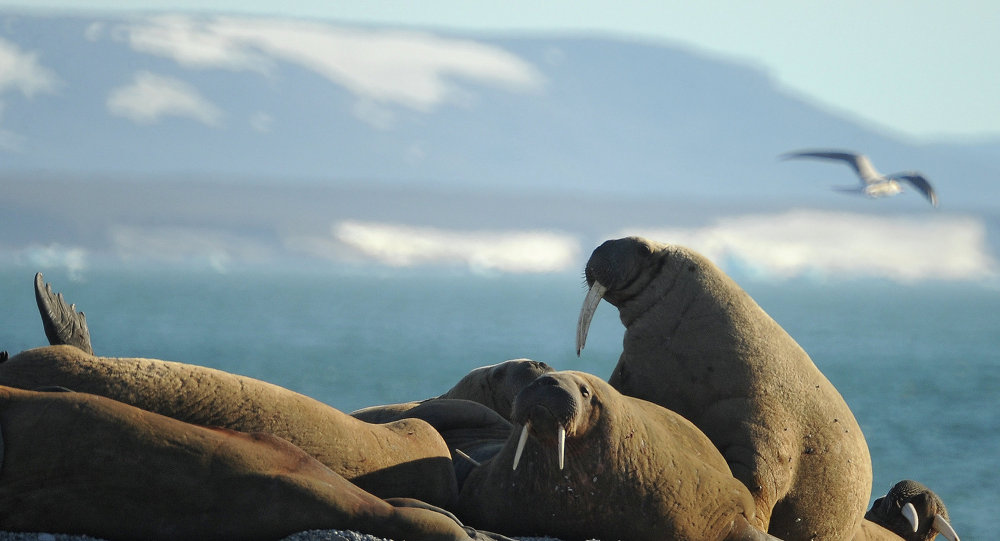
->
[0,236,959,541]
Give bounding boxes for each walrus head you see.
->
[577,237,668,354]
[508,371,601,472]
[865,480,959,541]
[443,359,554,420]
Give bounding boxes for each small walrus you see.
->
[351,358,554,423]
[454,370,780,541]
[0,273,457,506]
[577,237,873,540]
[0,385,509,541]
[856,480,960,541]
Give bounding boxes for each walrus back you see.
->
[0,345,458,507]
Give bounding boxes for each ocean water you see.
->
[0,265,996,540]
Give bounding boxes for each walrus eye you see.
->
[580,386,590,398]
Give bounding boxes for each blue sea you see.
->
[1,265,996,540]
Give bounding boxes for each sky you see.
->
[1,0,998,141]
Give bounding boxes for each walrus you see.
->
[0,274,457,507]
[350,359,554,489]
[351,358,554,423]
[384,398,514,489]
[576,237,873,540]
[856,480,959,541]
[0,385,510,541]
[454,370,780,541]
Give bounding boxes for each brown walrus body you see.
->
[0,344,457,507]
[0,385,507,541]
[455,370,778,541]
[577,237,873,540]
[350,359,552,489]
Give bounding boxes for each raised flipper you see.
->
[34,272,93,355]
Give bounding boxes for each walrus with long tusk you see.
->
[455,370,781,541]
[856,480,960,541]
[577,237,873,540]
[0,273,458,507]
[0,385,511,541]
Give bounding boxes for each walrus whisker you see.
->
[512,423,530,470]
[933,513,960,541]
[453,448,481,467]
[576,281,607,355]
[901,501,918,532]
[557,425,566,470]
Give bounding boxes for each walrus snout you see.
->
[510,374,586,472]
[511,375,577,430]
[522,404,564,443]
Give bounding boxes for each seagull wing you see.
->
[781,150,883,184]
[892,172,939,207]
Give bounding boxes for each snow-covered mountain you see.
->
[2,12,998,280]
[2,12,997,204]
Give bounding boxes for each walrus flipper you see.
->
[34,273,93,355]
[384,498,516,541]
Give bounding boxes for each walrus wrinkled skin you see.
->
[577,237,873,540]
[855,480,959,541]
[455,370,779,541]
[0,274,457,506]
[382,398,514,489]
[350,359,552,489]
[0,386,509,541]
[0,345,457,507]
[351,359,554,423]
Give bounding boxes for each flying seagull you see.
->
[781,150,939,207]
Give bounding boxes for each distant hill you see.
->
[2,12,998,281]
[0,12,997,210]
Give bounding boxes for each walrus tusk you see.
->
[557,425,566,470]
[576,281,608,355]
[901,502,918,532]
[453,448,481,467]
[933,513,960,541]
[512,423,530,470]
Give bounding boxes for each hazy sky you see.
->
[2,0,998,141]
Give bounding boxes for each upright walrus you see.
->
[577,237,873,540]
[455,370,781,541]
[0,274,457,507]
[0,385,509,541]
